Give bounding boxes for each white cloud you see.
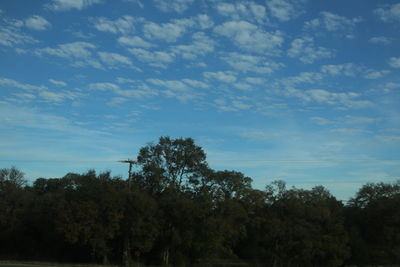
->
[216,2,268,24]
[363,70,389,79]
[203,71,237,83]
[368,36,392,45]
[125,0,144,8]
[88,81,157,99]
[310,117,334,125]
[0,25,37,47]
[98,51,132,67]
[117,36,154,48]
[88,82,119,91]
[39,90,83,103]
[181,79,209,88]
[245,77,266,85]
[214,98,252,112]
[377,135,400,143]
[147,78,201,102]
[154,0,194,13]
[375,3,400,22]
[143,19,192,42]
[222,52,284,74]
[282,72,323,87]
[196,14,214,29]
[128,48,175,67]
[278,87,373,109]
[214,20,284,54]
[113,86,158,99]
[0,77,46,90]
[320,63,359,76]
[36,42,103,69]
[288,37,333,63]
[171,32,215,60]
[240,130,283,140]
[266,0,302,22]
[24,15,51,31]
[304,12,362,32]
[330,128,370,136]
[388,57,400,68]
[46,0,103,11]
[49,79,67,86]
[36,41,96,59]
[91,16,135,35]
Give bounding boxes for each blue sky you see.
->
[1,0,399,200]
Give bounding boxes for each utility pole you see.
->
[118,159,136,266]
[119,159,136,189]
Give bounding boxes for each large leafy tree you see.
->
[136,136,209,193]
[346,180,400,265]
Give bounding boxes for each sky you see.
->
[1,0,399,200]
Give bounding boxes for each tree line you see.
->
[1,137,399,266]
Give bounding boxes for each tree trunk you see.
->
[123,236,131,266]
[102,254,109,265]
[162,247,169,265]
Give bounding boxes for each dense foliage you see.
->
[0,137,399,266]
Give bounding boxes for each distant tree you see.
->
[0,166,27,188]
[56,171,124,264]
[0,167,30,257]
[242,181,350,267]
[346,180,400,265]
[136,136,209,193]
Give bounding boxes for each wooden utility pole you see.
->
[119,159,136,189]
[118,159,136,266]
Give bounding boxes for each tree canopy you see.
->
[0,137,399,266]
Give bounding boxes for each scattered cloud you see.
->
[216,2,268,24]
[36,42,103,69]
[375,3,400,22]
[288,37,334,63]
[310,116,334,125]
[24,15,51,31]
[320,63,360,76]
[154,0,194,13]
[214,98,252,112]
[368,36,392,45]
[330,128,370,136]
[117,36,154,48]
[147,78,202,102]
[49,79,67,86]
[98,51,133,68]
[128,48,175,67]
[124,0,144,8]
[363,69,390,79]
[203,71,237,83]
[143,19,191,42]
[0,21,37,47]
[214,20,284,54]
[36,41,96,59]
[171,32,215,60]
[278,87,372,109]
[196,14,214,29]
[46,0,103,11]
[388,57,400,68]
[304,12,362,33]
[240,130,283,140]
[266,0,303,22]
[38,90,83,103]
[377,135,400,143]
[0,77,46,90]
[91,16,135,35]
[88,82,119,91]
[281,72,323,87]
[221,52,284,74]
